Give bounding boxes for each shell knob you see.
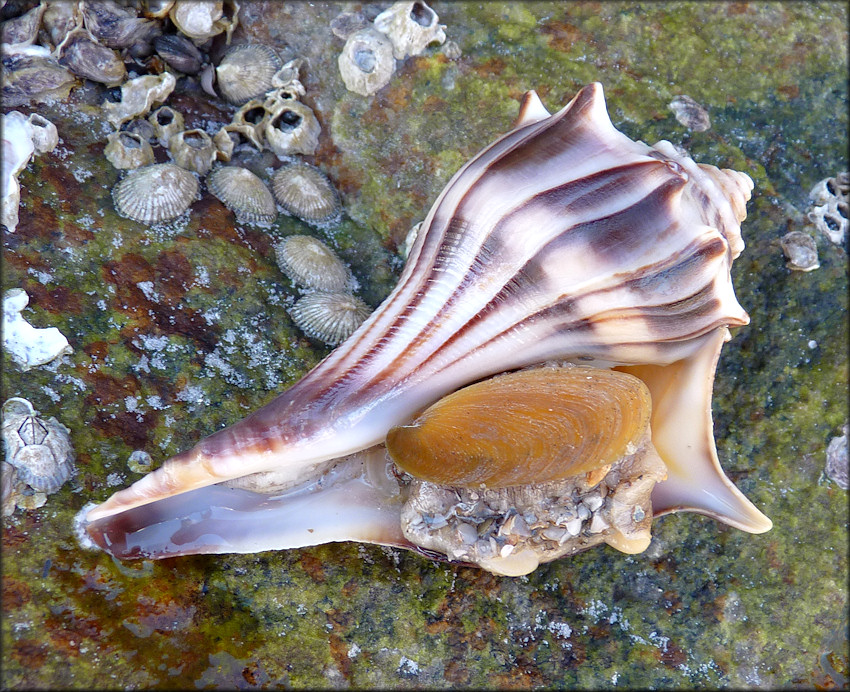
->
[386,366,652,488]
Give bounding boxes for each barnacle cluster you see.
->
[2,398,75,516]
[808,172,849,246]
[1,0,341,228]
[335,1,447,96]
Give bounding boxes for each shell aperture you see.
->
[84,83,769,575]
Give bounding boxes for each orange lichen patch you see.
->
[15,197,60,243]
[299,551,326,583]
[471,57,506,79]
[101,252,217,346]
[539,19,588,52]
[657,640,688,668]
[2,578,32,610]
[83,340,111,361]
[11,640,49,668]
[23,282,84,314]
[153,249,193,306]
[132,595,196,633]
[387,367,651,488]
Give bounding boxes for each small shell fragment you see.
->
[3,289,73,371]
[105,131,156,170]
[274,235,353,292]
[780,231,819,272]
[216,42,282,105]
[669,94,711,132]
[825,425,848,490]
[103,72,177,129]
[207,166,277,226]
[289,292,371,346]
[373,1,447,60]
[112,163,199,225]
[271,161,341,226]
[338,27,395,97]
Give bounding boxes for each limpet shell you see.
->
[386,367,652,488]
[271,161,341,225]
[112,163,199,224]
[216,43,282,105]
[274,235,353,292]
[263,101,321,157]
[289,292,371,346]
[105,131,155,170]
[207,166,277,226]
[168,128,217,175]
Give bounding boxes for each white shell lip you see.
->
[84,83,769,567]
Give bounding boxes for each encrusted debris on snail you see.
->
[83,83,771,576]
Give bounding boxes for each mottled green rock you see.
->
[2,2,847,689]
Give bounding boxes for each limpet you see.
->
[271,161,341,226]
[216,43,282,105]
[289,292,371,346]
[206,166,277,226]
[274,235,353,292]
[112,163,199,225]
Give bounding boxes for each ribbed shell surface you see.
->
[112,163,198,224]
[206,166,277,225]
[216,43,282,105]
[194,82,751,465]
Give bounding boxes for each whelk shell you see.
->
[85,84,769,577]
[112,162,198,225]
[206,165,277,225]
